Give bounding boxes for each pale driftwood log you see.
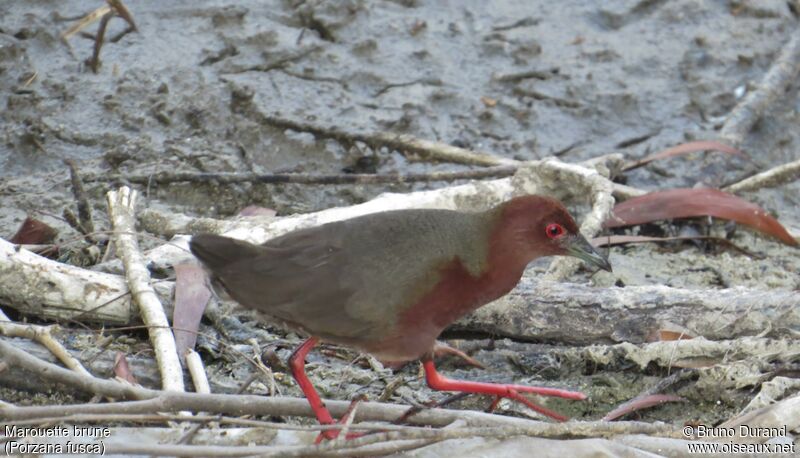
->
[455,279,800,345]
[0,237,175,324]
[107,186,184,393]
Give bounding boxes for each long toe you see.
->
[506,388,570,422]
[511,384,587,400]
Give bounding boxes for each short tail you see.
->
[189,234,261,271]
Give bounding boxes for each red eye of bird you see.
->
[545,223,565,239]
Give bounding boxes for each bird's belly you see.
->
[356,325,443,362]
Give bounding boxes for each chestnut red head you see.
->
[495,195,612,272]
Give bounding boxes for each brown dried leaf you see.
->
[10,216,58,245]
[604,188,797,247]
[113,351,138,384]
[602,394,685,421]
[645,324,695,343]
[622,140,745,171]
[173,263,212,362]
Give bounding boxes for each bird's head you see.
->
[493,195,612,272]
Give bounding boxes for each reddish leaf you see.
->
[113,351,138,384]
[603,394,685,421]
[604,188,797,247]
[646,324,695,342]
[623,140,746,171]
[173,263,212,363]
[10,216,58,244]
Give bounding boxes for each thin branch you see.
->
[0,321,91,378]
[723,157,800,194]
[103,422,677,457]
[107,187,184,392]
[83,167,518,186]
[719,28,800,146]
[255,113,518,167]
[65,159,96,239]
[186,349,210,394]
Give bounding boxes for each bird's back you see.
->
[190,208,495,349]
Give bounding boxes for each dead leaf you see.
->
[603,394,685,421]
[646,322,695,342]
[10,216,58,245]
[113,351,138,384]
[604,188,797,247]
[173,263,212,362]
[622,140,745,172]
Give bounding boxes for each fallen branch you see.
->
[82,166,518,186]
[3,238,794,344]
[0,335,242,398]
[0,237,174,324]
[0,321,91,378]
[107,187,184,392]
[64,159,96,240]
[254,112,519,167]
[723,157,800,194]
[101,422,676,457]
[456,279,800,344]
[719,28,800,146]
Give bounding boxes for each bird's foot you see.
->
[313,395,368,444]
[290,338,369,443]
[422,359,585,422]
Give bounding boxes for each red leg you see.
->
[422,357,586,422]
[289,338,367,442]
[289,337,338,440]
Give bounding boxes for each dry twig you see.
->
[107,186,184,392]
[720,28,800,146]
[83,167,518,186]
[723,158,800,194]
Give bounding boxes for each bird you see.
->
[190,195,611,439]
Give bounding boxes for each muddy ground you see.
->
[1,0,798,435]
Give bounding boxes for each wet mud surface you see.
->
[1,0,798,425]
